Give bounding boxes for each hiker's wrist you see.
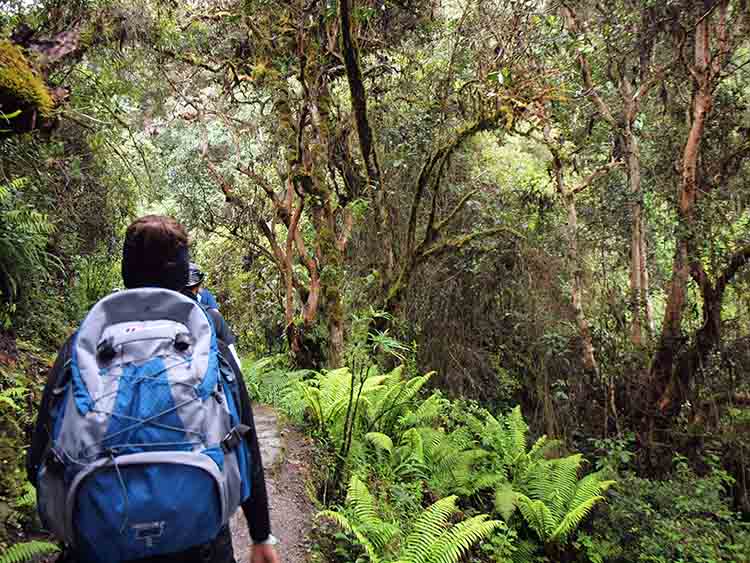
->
[251,542,280,563]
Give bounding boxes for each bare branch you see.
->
[571,159,623,195]
[433,188,481,234]
[416,226,523,263]
[561,4,617,126]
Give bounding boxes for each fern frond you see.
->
[494,482,518,521]
[505,406,528,459]
[382,364,405,386]
[353,527,383,563]
[527,435,551,460]
[324,478,391,562]
[366,432,394,454]
[427,515,503,563]
[545,454,584,520]
[400,495,458,563]
[570,471,615,510]
[510,539,542,563]
[317,509,354,533]
[392,458,429,481]
[13,482,36,509]
[549,495,605,543]
[523,455,582,520]
[298,384,324,431]
[516,495,556,542]
[419,427,445,458]
[0,540,59,563]
[470,472,506,492]
[399,392,446,428]
[347,475,382,529]
[0,394,19,411]
[399,428,424,463]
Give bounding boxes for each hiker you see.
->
[185,262,242,369]
[187,262,220,310]
[26,215,279,563]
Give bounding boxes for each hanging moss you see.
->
[0,41,54,118]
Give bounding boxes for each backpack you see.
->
[36,288,252,562]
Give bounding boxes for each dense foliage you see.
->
[1,0,750,560]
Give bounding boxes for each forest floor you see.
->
[230,405,315,563]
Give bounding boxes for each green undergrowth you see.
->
[246,351,750,563]
[0,340,55,553]
[245,354,608,562]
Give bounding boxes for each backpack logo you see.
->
[133,521,165,547]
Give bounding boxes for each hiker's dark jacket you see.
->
[26,309,272,561]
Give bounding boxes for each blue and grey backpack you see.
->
[37,288,251,562]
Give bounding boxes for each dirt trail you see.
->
[231,405,315,563]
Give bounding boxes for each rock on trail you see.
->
[231,405,314,563]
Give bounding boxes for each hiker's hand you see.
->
[251,544,280,563]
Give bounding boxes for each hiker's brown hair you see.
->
[124,215,188,253]
[122,215,190,290]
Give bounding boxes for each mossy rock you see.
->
[0,40,54,134]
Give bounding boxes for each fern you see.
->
[0,541,59,563]
[0,386,28,413]
[494,482,518,521]
[550,495,604,543]
[400,496,459,563]
[298,365,389,439]
[510,539,541,563]
[320,477,503,563]
[427,515,502,563]
[510,455,615,546]
[364,369,433,435]
[456,407,619,549]
[398,392,448,428]
[473,406,560,489]
[13,482,36,509]
[0,178,56,306]
[366,432,394,454]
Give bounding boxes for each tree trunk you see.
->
[339,0,395,285]
[641,212,654,337]
[566,196,599,375]
[551,153,600,377]
[622,126,651,346]
[651,27,714,412]
[676,284,722,395]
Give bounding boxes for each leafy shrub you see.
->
[0,178,56,325]
[67,249,121,323]
[580,457,750,563]
[243,354,312,418]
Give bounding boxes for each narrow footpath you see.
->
[231,405,315,563]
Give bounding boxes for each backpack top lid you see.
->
[70,287,218,416]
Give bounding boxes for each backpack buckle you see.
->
[97,338,117,363]
[174,332,194,352]
[220,425,250,453]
